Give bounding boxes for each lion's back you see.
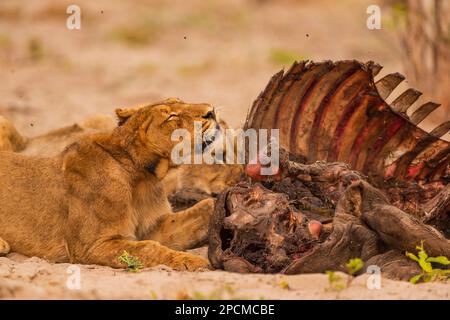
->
[0,152,68,260]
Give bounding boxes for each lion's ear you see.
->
[115,108,137,126]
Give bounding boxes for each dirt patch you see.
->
[1,252,449,300]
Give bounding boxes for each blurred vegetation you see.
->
[134,63,158,76]
[176,60,213,77]
[326,257,365,291]
[398,0,450,125]
[0,34,12,50]
[179,6,247,33]
[28,37,45,61]
[54,56,75,72]
[109,15,161,47]
[0,33,13,64]
[326,271,346,291]
[279,279,290,290]
[269,48,307,67]
[346,258,364,276]
[181,12,212,28]
[384,1,407,31]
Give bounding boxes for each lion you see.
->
[0,98,226,271]
[0,113,242,196]
[0,113,115,156]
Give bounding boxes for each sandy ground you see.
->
[1,249,449,300]
[0,0,449,299]
[3,0,443,136]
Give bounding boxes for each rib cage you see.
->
[245,60,450,183]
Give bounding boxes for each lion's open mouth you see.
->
[201,122,221,152]
[201,138,214,151]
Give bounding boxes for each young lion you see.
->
[0,99,219,271]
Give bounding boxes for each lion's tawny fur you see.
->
[0,99,220,270]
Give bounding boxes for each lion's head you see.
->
[112,98,220,178]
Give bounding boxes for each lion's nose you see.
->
[202,110,216,120]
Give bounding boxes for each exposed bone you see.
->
[245,60,450,183]
[221,60,450,279]
[410,102,441,124]
[369,62,383,76]
[430,121,450,137]
[244,69,285,130]
[375,72,406,100]
[351,181,450,258]
[391,89,422,114]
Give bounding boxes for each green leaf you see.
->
[406,241,450,283]
[409,274,422,284]
[426,256,450,265]
[118,250,144,272]
[418,249,428,262]
[405,252,419,262]
[279,280,290,290]
[432,269,450,276]
[415,240,425,252]
[326,270,341,283]
[325,271,346,291]
[418,259,433,273]
[415,242,432,272]
[346,258,364,275]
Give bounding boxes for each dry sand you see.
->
[0,0,449,299]
[2,0,435,136]
[1,248,449,300]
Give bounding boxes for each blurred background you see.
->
[0,0,448,139]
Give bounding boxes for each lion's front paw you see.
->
[190,197,216,218]
[187,198,216,248]
[172,252,210,271]
[202,197,215,214]
[0,237,10,256]
[193,198,216,225]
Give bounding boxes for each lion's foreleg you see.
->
[145,198,215,251]
[83,239,208,271]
